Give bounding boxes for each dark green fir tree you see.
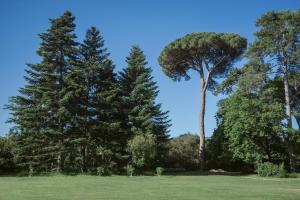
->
[7,11,79,173]
[119,46,170,165]
[69,26,122,173]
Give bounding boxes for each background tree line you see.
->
[1,9,300,176]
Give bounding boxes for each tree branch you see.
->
[202,71,211,90]
[203,60,211,73]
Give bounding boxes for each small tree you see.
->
[127,134,156,169]
[158,32,247,170]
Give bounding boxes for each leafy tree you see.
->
[7,11,79,172]
[119,46,170,165]
[158,32,247,170]
[127,134,157,169]
[221,91,285,165]
[166,133,199,170]
[206,117,246,172]
[246,10,300,171]
[217,58,287,166]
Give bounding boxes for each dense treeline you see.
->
[211,10,300,172]
[4,11,170,175]
[157,9,300,173]
[1,9,300,176]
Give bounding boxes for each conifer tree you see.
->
[119,46,170,165]
[70,26,122,172]
[7,11,79,172]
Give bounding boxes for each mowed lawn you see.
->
[0,175,299,200]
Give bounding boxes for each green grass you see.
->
[0,175,299,200]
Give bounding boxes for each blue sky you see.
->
[1,0,300,137]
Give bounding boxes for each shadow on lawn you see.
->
[163,171,247,176]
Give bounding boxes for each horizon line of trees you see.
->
[1,9,300,176]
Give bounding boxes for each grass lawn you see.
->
[0,175,299,200]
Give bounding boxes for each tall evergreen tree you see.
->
[69,26,122,172]
[119,46,170,165]
[7,11,79,172]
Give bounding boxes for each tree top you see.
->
[158,32,247,82]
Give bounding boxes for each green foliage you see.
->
[277,163,288,178]
[256,162,287,178]
[7,11,79,172]
[8,9,300,175]
[221,92,285,164]
[0,136,15,174]
[127,134,157,168]
[156,167,164,176]
[246,10,300,171]
[68,26,122,173]
[287,173,298,178]
[158,32,246,171]
[206,126,247,172]
[96,166,112,176]
[247,10,300,72]
[158,32,247,83]
[28,165,34,177]
[124,164,135,177]
[95,146,115,175]
[167,134,199,170]
[119,46,170,166]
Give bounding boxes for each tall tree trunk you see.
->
[57,52,65,173]
[57,139,63,172]
[199,79,207,171]
[82,144,87,172]
[283,68,295,172]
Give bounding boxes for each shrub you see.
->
[156,167,164,176]
[0,136,15,174]
[277,163,287,178]
[124,164,134,177]
[97,167,105,176]
[28,165,34,177]
[97,166,112,176]
[167,134,199,170]
[95,146,115,176]
[256,162,287,177]
[127,134,156,168]
[288,173,298,178]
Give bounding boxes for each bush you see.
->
[287,173,298,178]
[28,165,34,177]
[97,166,112,176]
[124,164,134,177]
[156,167,164,176]
[97,167,105,176]
[0,136,15,174]
[256,162,287,177]
[127,134,156,168]
[166,133,199,170]
[277,163,287,178]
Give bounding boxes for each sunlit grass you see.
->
[0,175,299,200]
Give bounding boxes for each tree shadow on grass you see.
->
[163,170,249,176]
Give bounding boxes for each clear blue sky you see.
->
[1,0,300,137]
